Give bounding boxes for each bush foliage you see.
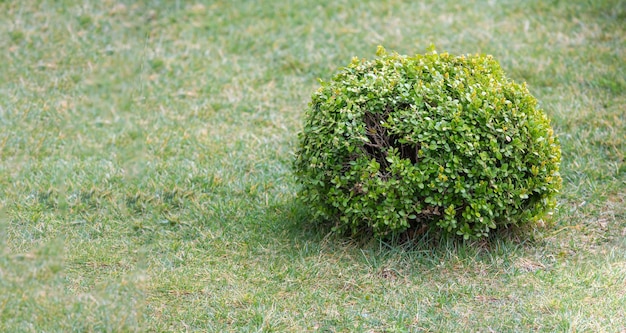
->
[294,46,562,239]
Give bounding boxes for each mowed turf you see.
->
[0,0,624,332]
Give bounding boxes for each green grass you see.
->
[1,0,624,332]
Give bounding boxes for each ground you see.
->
[0,0,624,332]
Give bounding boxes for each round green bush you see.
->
[294,46,562,239]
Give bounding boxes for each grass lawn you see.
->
[1,0,624,332]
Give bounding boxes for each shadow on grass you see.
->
[264,197,540,266]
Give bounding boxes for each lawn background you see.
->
[0,0,624,332]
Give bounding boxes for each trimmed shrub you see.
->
[294,46,562,239]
